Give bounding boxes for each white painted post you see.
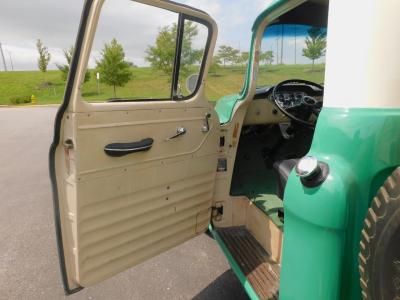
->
[96,72,100,95]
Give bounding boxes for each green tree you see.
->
[260,50,274,65]
[236,52,250,71]
[209,56,221,75]
[56,46,91,82]
[191,49,204,65]
[302,27,327,67]
[217,45,240,68]
[36,39,51,79]
[240,52,250,63]
[95,38,132,97]
[180,22,202,73]
[145,21,201,78]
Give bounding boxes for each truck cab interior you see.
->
[232,0,328,221]
[211,1,329,298]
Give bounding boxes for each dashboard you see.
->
[273,91,307,109]
[243,84,323,126]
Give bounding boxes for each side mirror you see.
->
[186,74,199,94]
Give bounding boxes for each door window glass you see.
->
[175,18,209,98]
[258,24,327,88]
[81,0,210,102]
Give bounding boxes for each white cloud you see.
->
[1,44,66,71]
[0,0,281,70]
[257,0,277,11]
[183,0,221,17]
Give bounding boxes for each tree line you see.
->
[36,38,133,97]
[35,25,325,98]
[214,45,274,68]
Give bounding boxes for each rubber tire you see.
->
[359,167,400,300]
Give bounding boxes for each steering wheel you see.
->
[272,79,324,127]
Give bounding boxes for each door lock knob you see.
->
[295,156,329,188]
[295,156,320,178]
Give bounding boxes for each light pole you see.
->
[280,24,284,64]
[294,25,297,65]
[0,42,8,71]
[8,52,14,71]
[96,72,100,95]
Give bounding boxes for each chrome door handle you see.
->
[166,127,186,141]
[104,138,153,157]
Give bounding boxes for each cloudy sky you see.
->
[0,0,277,71]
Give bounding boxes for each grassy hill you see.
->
[0,64,325,105]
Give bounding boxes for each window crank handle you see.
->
[166,127,186,141]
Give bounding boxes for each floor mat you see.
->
[230,131,284,228]
[231,169,283,229]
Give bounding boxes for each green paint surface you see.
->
[280,107,400,300]
[214,94,241,124]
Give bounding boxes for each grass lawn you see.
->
[0,64,325,105]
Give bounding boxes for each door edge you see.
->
[48,0,93,294]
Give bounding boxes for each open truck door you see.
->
[49,0,219,294]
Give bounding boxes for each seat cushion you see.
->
[273,159,299,199]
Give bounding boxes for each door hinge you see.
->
[212,202,224,222]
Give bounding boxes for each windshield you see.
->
[258,24,327,88]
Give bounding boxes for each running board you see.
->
[214,226,280,300]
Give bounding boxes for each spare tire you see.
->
[359,167,400,300]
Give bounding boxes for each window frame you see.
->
[106,11,213,103]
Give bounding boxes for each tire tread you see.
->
[359,167,400,299]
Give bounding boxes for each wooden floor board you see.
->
[216,226,280,300]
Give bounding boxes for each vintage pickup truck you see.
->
[49,0,400,299]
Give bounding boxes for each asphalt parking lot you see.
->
[0,106,248,300]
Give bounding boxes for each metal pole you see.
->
[8,52,14,71]
[96,72,100,95]
[294,25,297,65]
[280,24,284,64]
[0,42,8,71]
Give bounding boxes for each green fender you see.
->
[280,107,400,300]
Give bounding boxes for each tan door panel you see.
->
[58,106,219,288]
[73,108,217,175]
[50,0,219,293]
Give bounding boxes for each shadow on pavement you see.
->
[192,270,249,300]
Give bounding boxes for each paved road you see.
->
[0,107,248,300]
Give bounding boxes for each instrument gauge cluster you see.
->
[272,92,306,108]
